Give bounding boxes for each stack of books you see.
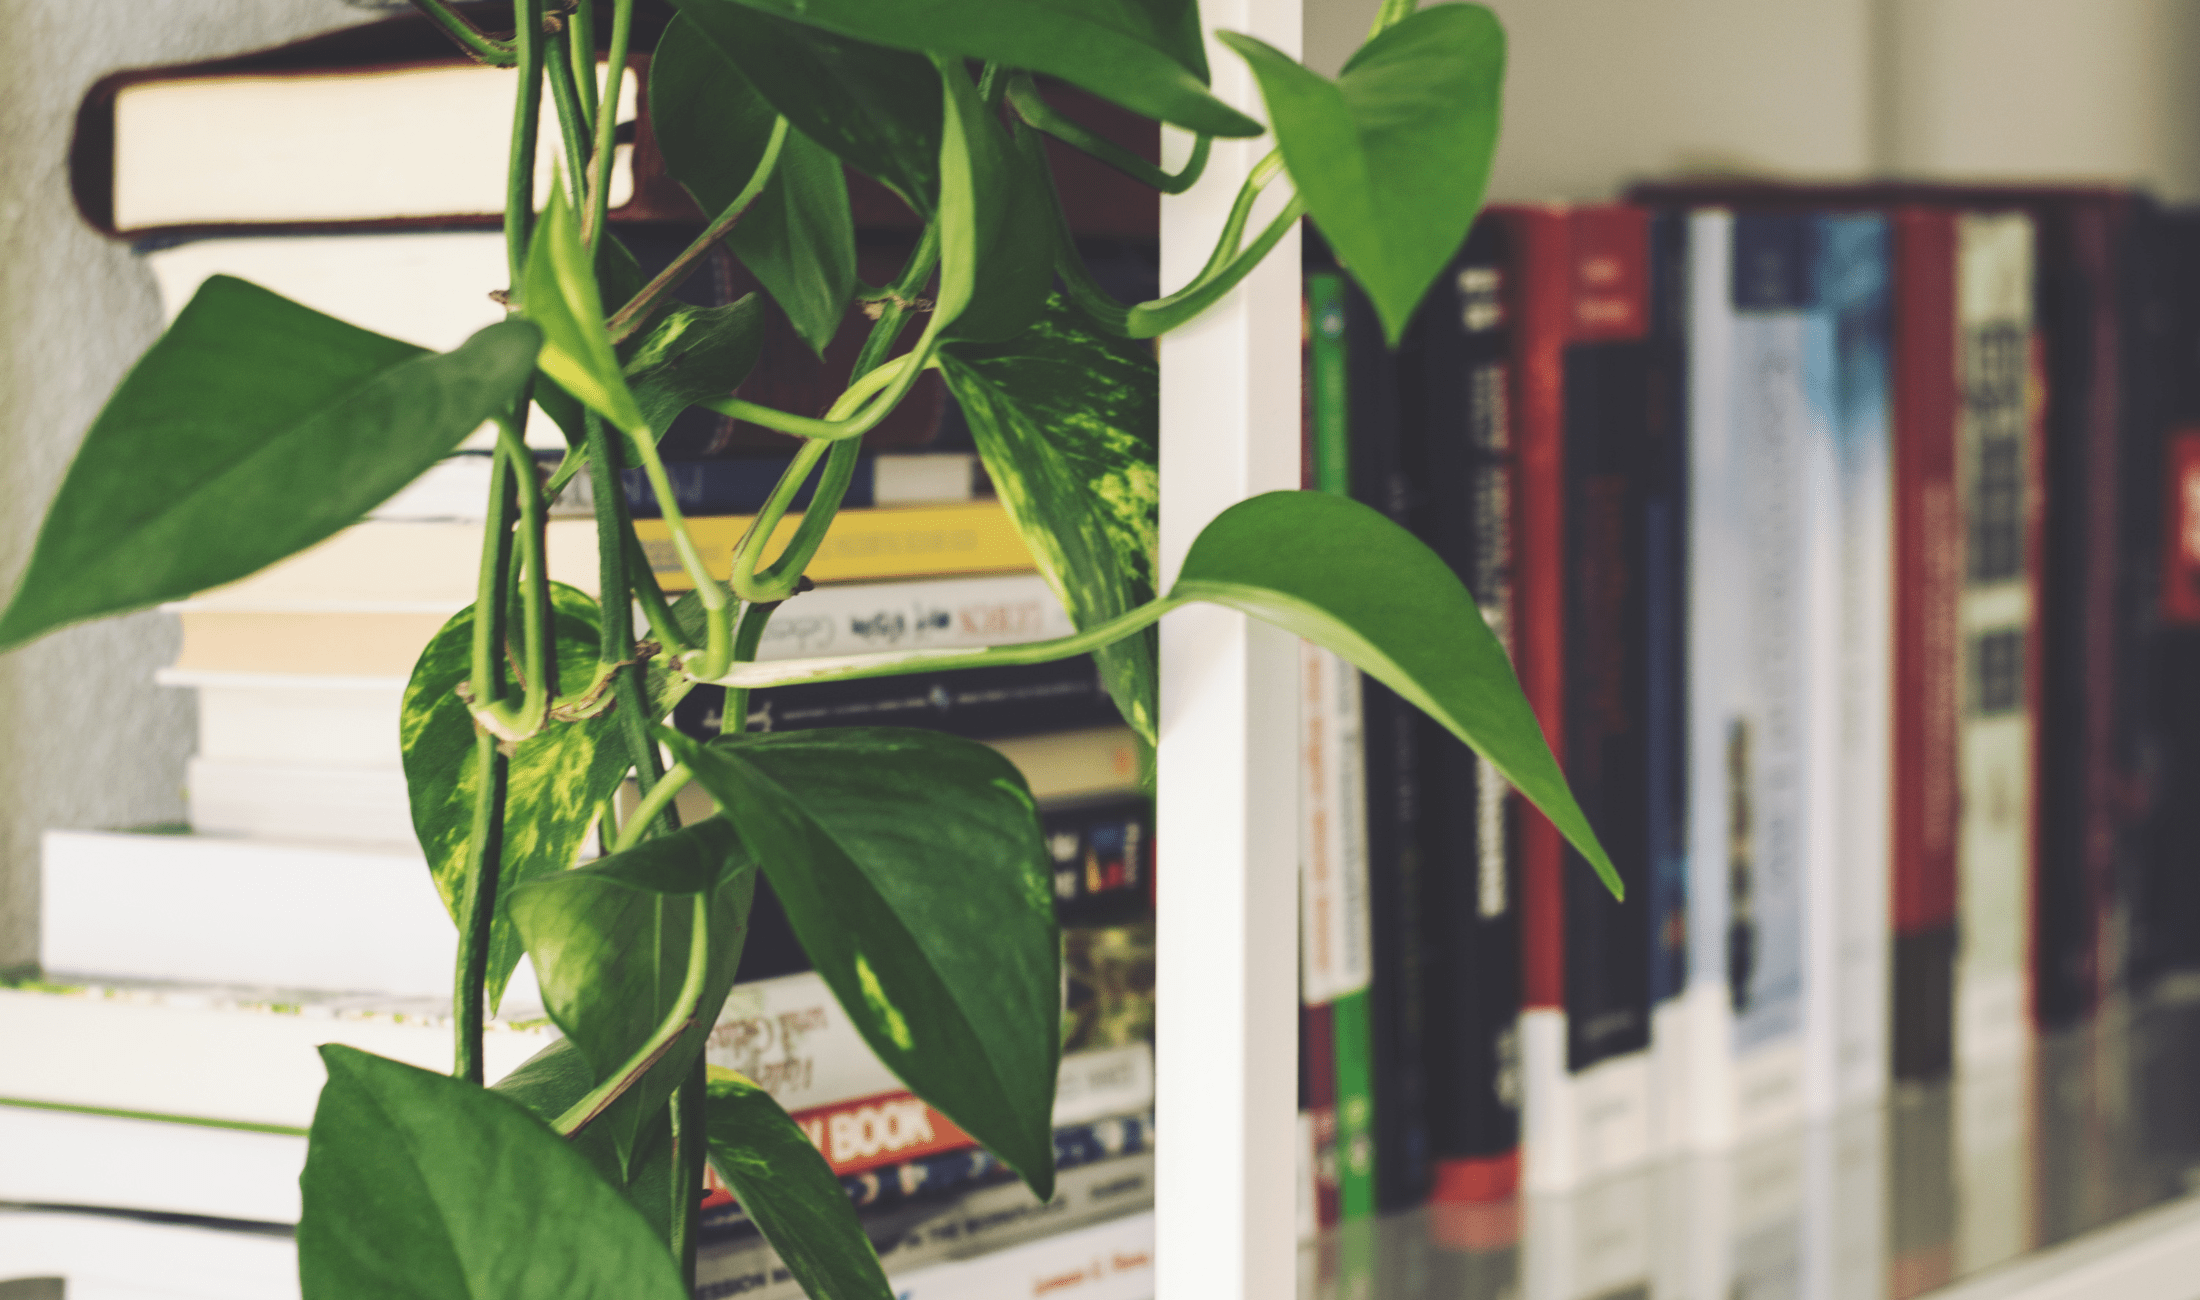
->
[1294,184,2200,1227]
[9,10,1163,1296]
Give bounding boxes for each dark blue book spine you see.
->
[1644,212,1691,1009]
[622,457,880,517]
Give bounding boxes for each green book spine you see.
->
[1308,269,1378,1220]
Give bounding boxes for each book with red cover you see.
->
[1888,209,1963,1081]
[1487,203,1657,1191]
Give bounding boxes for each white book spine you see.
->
[1297,643,1371,1006]
[1684,210,1741,1151]
[1954,212,2039,1070]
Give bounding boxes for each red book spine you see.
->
[1304,1001,1342,1228]
[1491,206,1573,1014]
[1889,209,1962,1079]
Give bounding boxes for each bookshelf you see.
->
[1153,0,1303,1293]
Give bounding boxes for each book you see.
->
[1888,208,1964,1084]
[46,730,1142,994]
[175,501,1033,612]
[693,1152,1154,1299]
[0,1210,299,1300]
[674,657,1122,743]
[1817,214,1895,1111]
[1679,209,1823,1150]
[1953,212,2042,1069]
[615,453,979,518]
[700,1109,1154,1232]
[71,9,692,238]
[1299,263,1380,1224]
[1397,216,1523,1203]
[0,977,551,1132]
[1494,202,1656,1191]
[0,1102,308,1225]
[879,1207,1155,1300]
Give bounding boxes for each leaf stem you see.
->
[503,0,547,290]
[452,730,510,1084]
[468,426,519,712]
[581,0,634,249]
[695,595,1189,690]
[721,438,828,609]
[1006,74,1211,194]
[1369,0,1418,37]
[552,893,711,1136]
[567,0,598,126]
[701,316,943,442]
[626,532,692,657]
[672,1054,706,1290]
[625,426,733,649]
[409,0,517,66]
[613,762,693,853]
[606,117,791,345]
[721,597,780,736]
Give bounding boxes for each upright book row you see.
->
[1297,186,2200,1215]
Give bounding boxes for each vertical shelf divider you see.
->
[1154,0,1303,1294]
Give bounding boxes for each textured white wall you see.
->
[0,1,389,967]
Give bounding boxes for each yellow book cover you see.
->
[635,501,1036,591]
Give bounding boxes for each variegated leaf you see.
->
[937,294,1159,741]
[400,584,697,1008]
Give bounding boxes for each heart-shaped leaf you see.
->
[678,727,1061,1198]
[524,184,649,436]
[402,584,700,1008]
[939,294,1158,741]
[703,1068,895,1300]
[0,278,537,652]
[494,1037,680,1241]
[299,1046,688,1300]
[624,297,770,435]
[507,818,758,1170]
[668,2,943,221]
[651,16,858,354]
[1172,490,1619,896]
[1220,5,1505,344]
[682,0,1262,138]
[934,58,1054,344]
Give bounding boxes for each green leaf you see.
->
[1219,6,1505,344]
[683,0,1262,138]
[668,2,943,220]
[0,277,537,652]
[299,1046,687,1300]
[678,728,1061,1198]
[533,232,650,452]
[1173,490,1619,896]
[401,584,698,1008]
[494,1037,680,1241]
[507,818,758,1170]
[703,1068,895,1300]
[729,133,860,358]
[934,59,1054,344]
[524,185,649,436]
[939,294,1158,742]
[651,16,859,354]
[623,297,770,435]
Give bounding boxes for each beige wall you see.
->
[1307,0,2200,203]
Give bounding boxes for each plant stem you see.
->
[626,429,734,674]
[468,427,519,713]
[453,731,511,1084]
[605,117,790,344]
[1369,0,1418,37]
[581,408,684,841]
[721,598,781,735]
[613,762,692,853]
[409,0,518,66]
[625,531,692,657]
[582,0,634,249]
[504,0,547,294]
[476,417,553,737]
[567,0,598,127]
[552,893,711,1135]
[1006,74,1211,194]
[542,26,593,206]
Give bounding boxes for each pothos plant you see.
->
[1,0,1618,1294]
